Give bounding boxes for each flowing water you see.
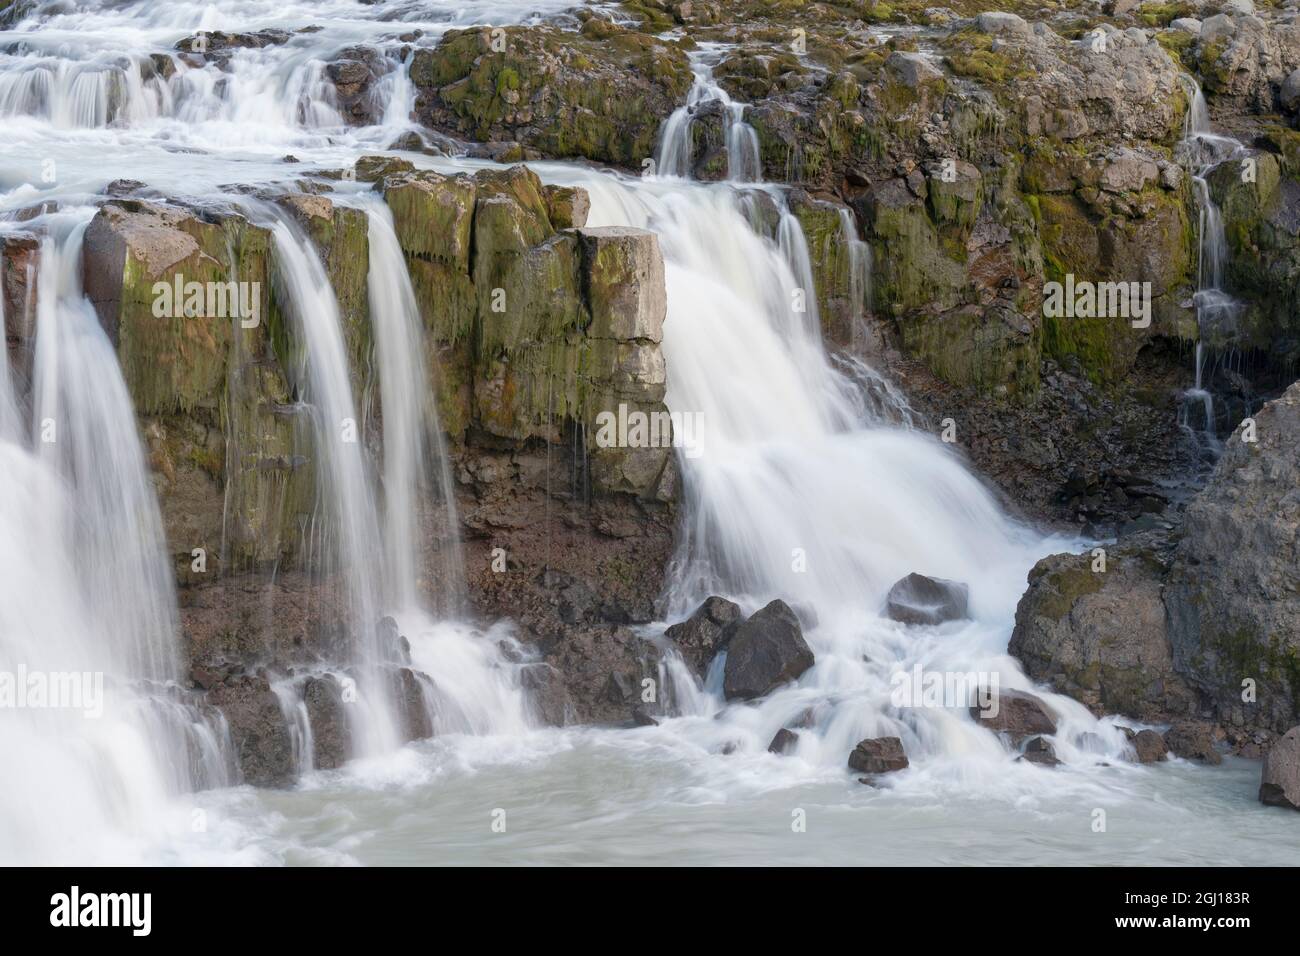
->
[0,1,1296,865]
[1176,79,1246,456]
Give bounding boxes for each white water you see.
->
[1177,80,1245,453]
[0,1,1296,865]
[1,212,232,864]
[656,45,761,182]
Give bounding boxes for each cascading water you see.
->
[1,212,231,863]
[1176,79,1245,455]
[0,0,1294,866]
[656,45,761,182]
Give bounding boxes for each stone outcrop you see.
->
[1165,382,1300,735]
[1011,383,1299,747]
[1009,530,1195,721]
[410,23,692,168]
[722,600,815,701]
[1260,726,1300,810]
[63,164,679,783]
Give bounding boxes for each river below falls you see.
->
[158,735,1286,866]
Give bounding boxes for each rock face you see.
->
[664,596,743,677]
[410,24,692,169]
[884,573,970,626]
[1165,383,1300,734]
[847,736,909,775]
[1260,727,1300,810]
[970,687,1056,743]
[1009,531,1195,721]
[722,600,814,701]
[536,624,665,725]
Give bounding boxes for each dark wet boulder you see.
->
[302,674,351,770]
[207,674,295,787]
[970,687,1056,743]
[393,667,435,742]
[847,736,909,774]
[1164,720,1223,765]
[768,728,799,755]
[665,595,743,678]
[1260,727,1300,810]
[1018,736,1060,767]
[722,600,814,701]
[1131,729,1169,764]
[884,573,969,626]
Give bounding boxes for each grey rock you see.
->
[1260,726,1300,810]
[884,572,969,626]
[722,600,815,700]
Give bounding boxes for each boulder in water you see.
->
[302,674,351,770]
[1164,721,1223,765]
[970,687,1056,742]
[1018,736,1060,767]
[1131,729,1169,764]
[768,728,800,755]
[1260,727,1300,810]
[208,675,295,787]
[665,596,743,678]
[883,573,970,626]
[847,736,909,775]
[722,600,815,700]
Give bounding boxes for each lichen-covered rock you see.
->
[411,25,692,169]
[1165,382,1300,735]
[1009,531,1195,721]
[82,199,314,578]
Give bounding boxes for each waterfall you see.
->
[7,0,1285,867]
[655,47,761,182]
[0,215,231,863]
[362,197,465,614]
[253,207,400,756]
[1177,79,1246,453]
